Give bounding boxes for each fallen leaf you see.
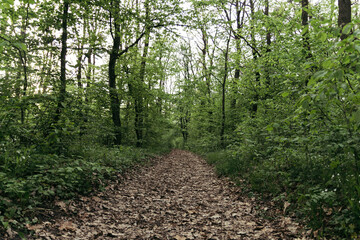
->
[55,201,67,211]
[6,227,15,238]
[59,221,78,231]
[92,196,102,202]
[27,224,44,231]
[283,201,290,214]
[174,235,187,240]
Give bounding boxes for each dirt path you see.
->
[30,150,304,239]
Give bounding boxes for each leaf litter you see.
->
[25,150,308,239]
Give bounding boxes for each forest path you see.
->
[31,150,304,239]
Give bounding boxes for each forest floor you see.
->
[26,150,308,239]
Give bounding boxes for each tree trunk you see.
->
[54,1,69,124]
[108,1,122,145]
[264,0,271,88]
[265,0,271,49]
[250,0,259,117]
[19,0,30,126]
[338,0,351,40]
[76,23,86,135]
[221,36,230,148]
[135,0,150,147]
[302,0,312,86]
[301,0,311,57]
[231,0,243,110]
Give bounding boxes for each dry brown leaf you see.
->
[6,227,15,238]
[27,224,44,231]
[59,221,78,231]
[283,201,290,214]
[55,201,67,211]
[174,235,187,240]
[288,225,298,234]
[92,196,102,202]
[31,150,305,240]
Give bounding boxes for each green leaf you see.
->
[1,221,9,229]
[313,70,328,80]
[319,32,327,42]
[351,109,360,123]
[322,59,333,69]
[353,30,360,38]
[342,23,353,35]
[281,91,290,97]
[13,42,27,52]
[354,44,360,53]
[333,70,343,80]
[266,125,273,132]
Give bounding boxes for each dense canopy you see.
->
[0,0,359,238]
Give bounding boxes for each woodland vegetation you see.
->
[0,0,359,238]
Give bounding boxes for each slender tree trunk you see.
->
[265,0,271,49]
[19,1,30,126]
[76,50,82,90]
[54,1,69,124]
[199,27,214,132]
[221,36,230,148]
[301,0,311,57]
[264,0,271,88]
[108,2,122,145]
[250,0,259,117]
[338,0,352,40]
[135,30,150,147]
[302,0,312,86]
[85,49,92,105]
[231,0,243,110]
[76,23,86,135]
[135,0,150,147]
[200,27,211,98]
[232,40,240,110]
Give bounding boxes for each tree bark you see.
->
[250,0,259,117]
[20,1,30,126]
[231,0,244,109]
[265,0,271,49]
[108,1,122,145]
[302,0,311,57]
[135,26,150,147]
[264,0,271,88]
[221,36,230,148]
[54,1,69,124]
[302,0,312,86]
[338,0,351,40]
[134,0,150,147]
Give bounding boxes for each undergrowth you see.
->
[0,143,164,238]
[205,148,360,239]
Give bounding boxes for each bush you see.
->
[0,144,156,236]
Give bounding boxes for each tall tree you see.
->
[220,35,230,148]
[134,0,151,147]
[249,0,260,116]
[19,1,30,126]
[301,0,312,86]
[108,0,122,145]
[338,0,351,40]
[54,0,69,124]
[264,0,271,87]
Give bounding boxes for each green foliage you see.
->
[0,144,154,235]
[0,0,359,238]
[206,151,242,177]
[185,2,360,238]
